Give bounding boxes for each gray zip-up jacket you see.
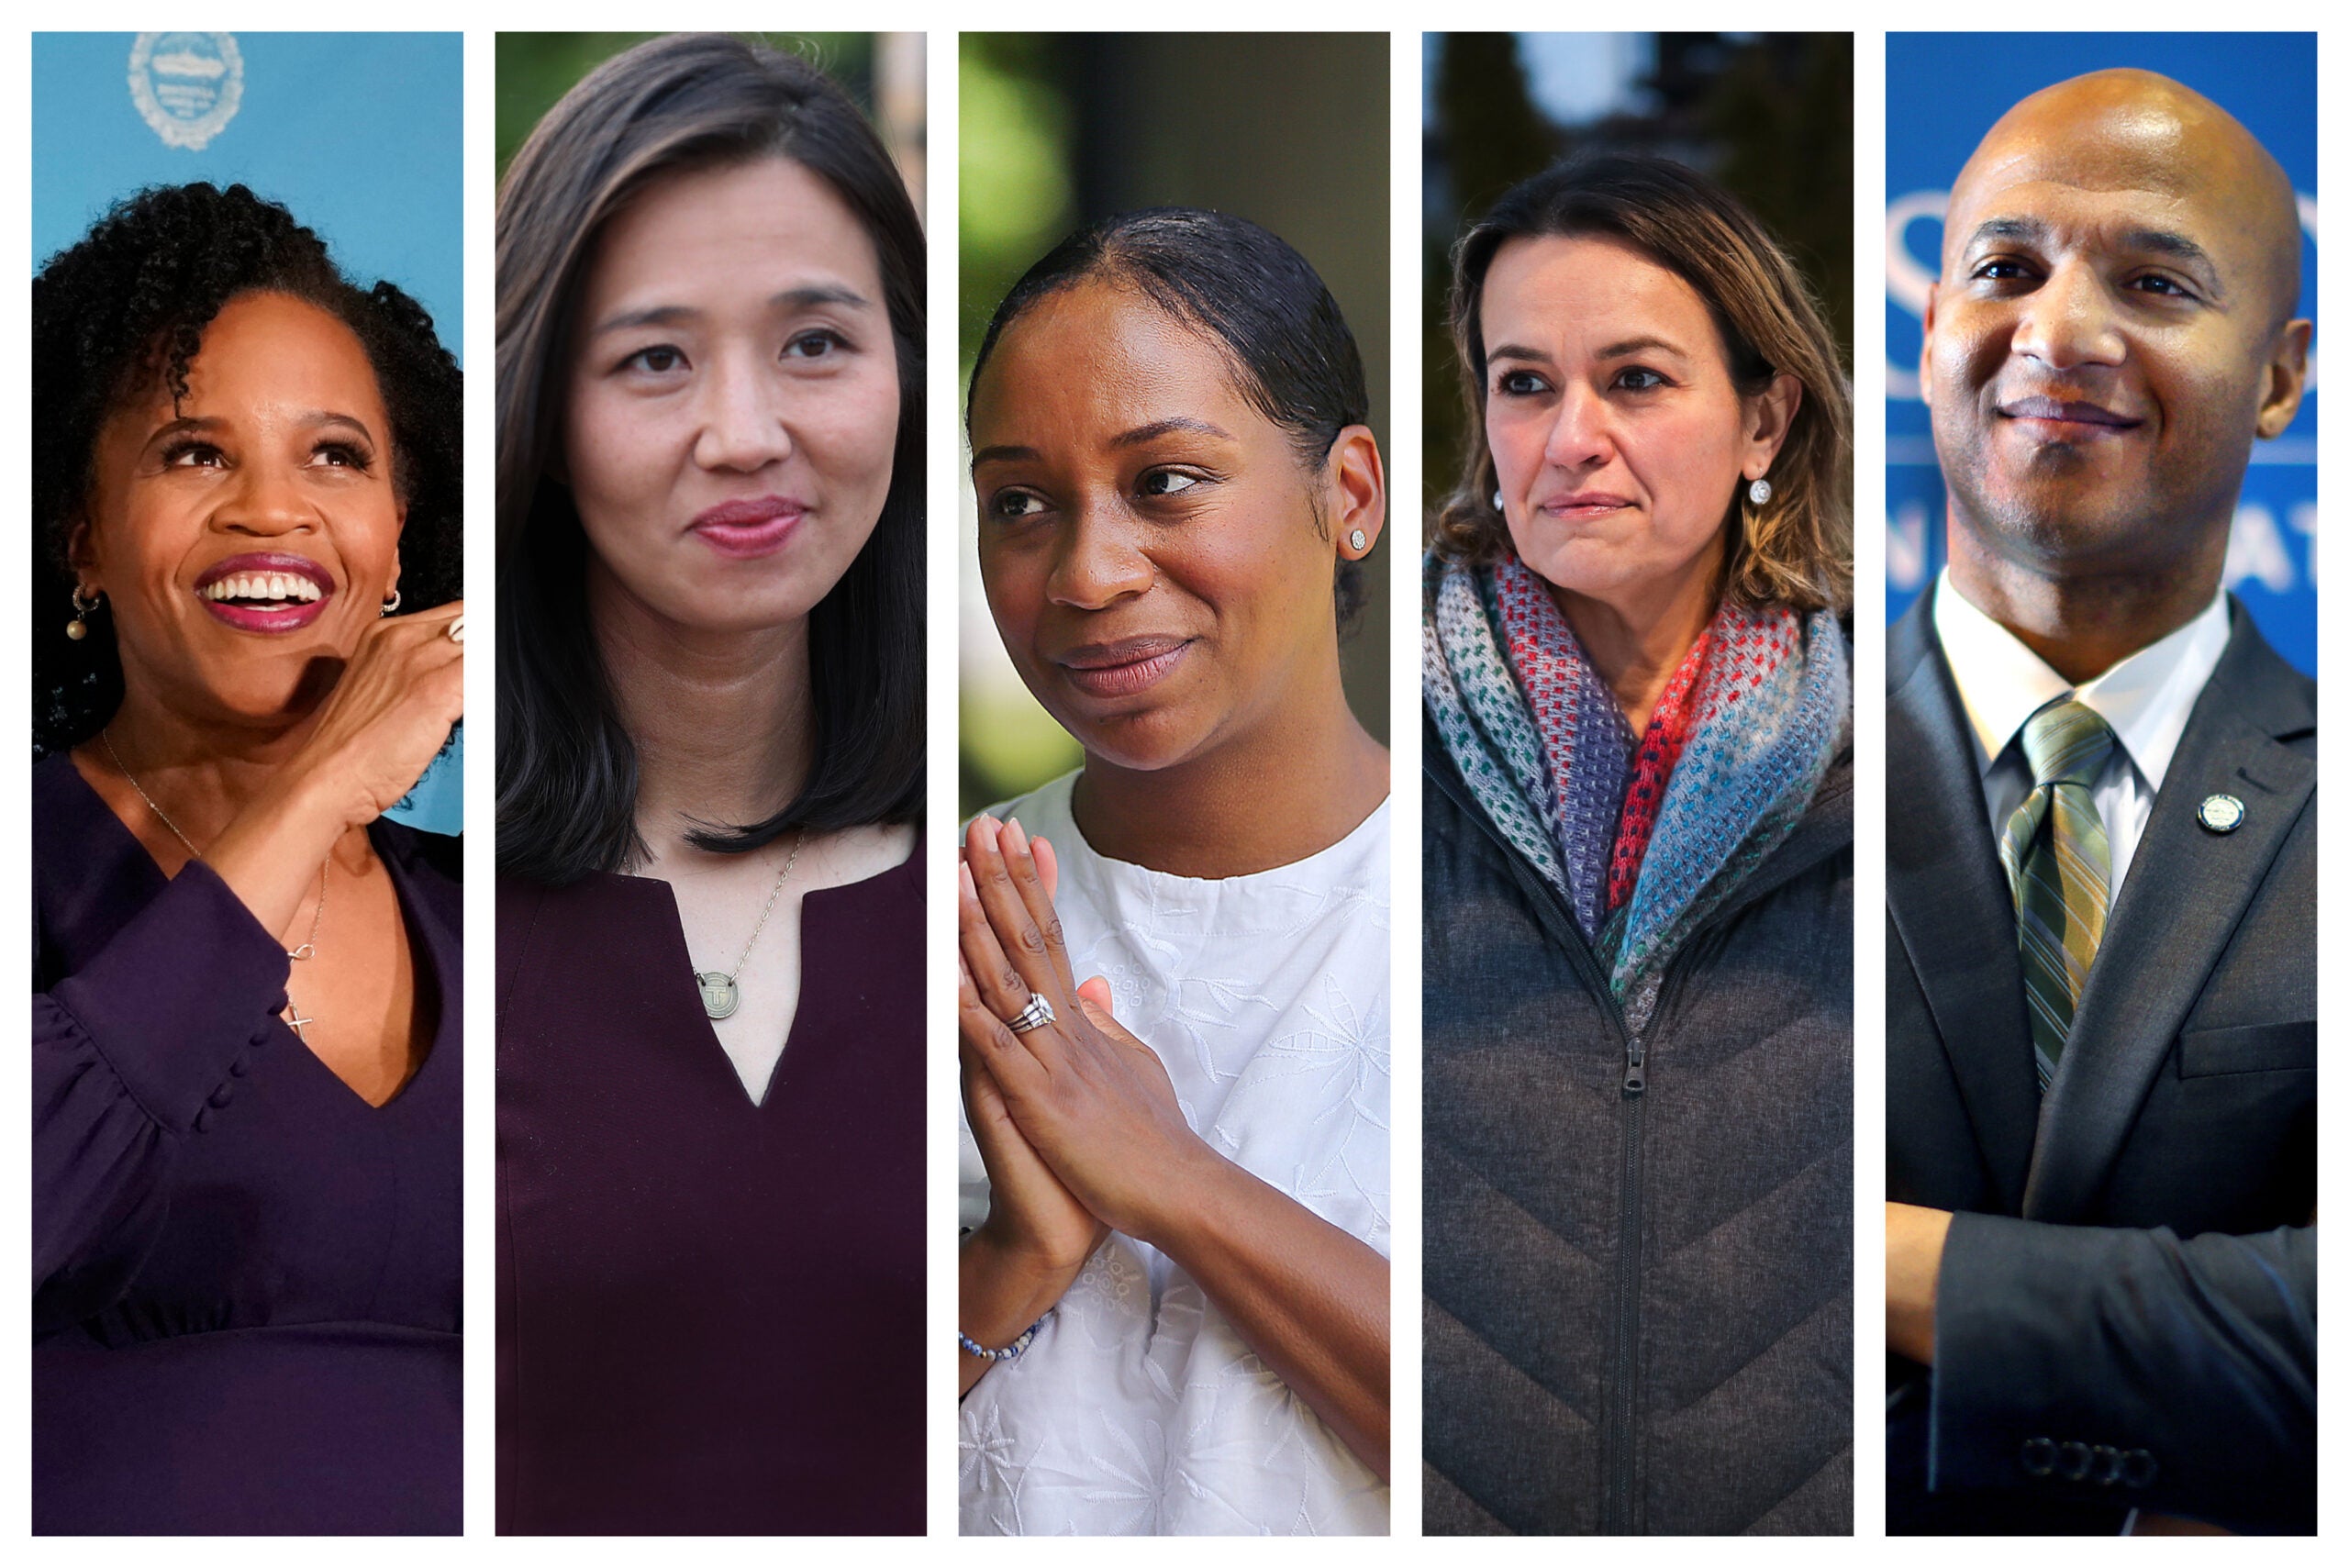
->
[1421,712,1854,1535]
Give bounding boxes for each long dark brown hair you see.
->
[1435,153,1851,616]
[495,33,924,884]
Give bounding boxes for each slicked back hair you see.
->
[967,206,1375,628]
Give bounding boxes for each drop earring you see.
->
[66,586,101,641]
[1747,477,1773,506]
[1492,490,1505,513]
[381,589,403,616]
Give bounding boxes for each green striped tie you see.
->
[1998,698,2117,1093]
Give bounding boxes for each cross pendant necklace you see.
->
[285,1004,318,1043]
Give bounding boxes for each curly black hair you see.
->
[31,182,463,758]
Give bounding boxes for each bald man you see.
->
[1885,69,2313,1535]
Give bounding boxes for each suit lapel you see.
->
[2025,613,2316,1219]
[1885,595,2040,1212]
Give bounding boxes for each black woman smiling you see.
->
[957,208,1391,1535]
[32,181,464,1534]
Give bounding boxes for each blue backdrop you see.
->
[1884,32,2317,675]
[32,32,465,831]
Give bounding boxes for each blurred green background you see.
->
[1422,33,1854,521]
[495,32,925,200]
[960,33,1391,817]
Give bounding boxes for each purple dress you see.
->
[495,838,924,1535]
[31,752,462,1534]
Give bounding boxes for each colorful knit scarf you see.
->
[1489,556,1639,935]
[1426,549,1850,1030]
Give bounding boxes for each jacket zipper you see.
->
[1427,754,1792,1534]
[1608,1048,1646,1532]
[1602,945,1708,1531]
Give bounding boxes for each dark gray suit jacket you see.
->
[1886,588,2315,1535]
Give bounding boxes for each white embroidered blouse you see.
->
[957,771,1392,1535]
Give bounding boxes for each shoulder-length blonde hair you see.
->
[1433,153,1851,616]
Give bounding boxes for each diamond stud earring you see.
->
[1347,528,1368,552]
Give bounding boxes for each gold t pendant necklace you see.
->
[101,728,330,1040]
[695,831,806,1020]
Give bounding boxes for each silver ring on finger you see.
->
[1008,992,1056,1034]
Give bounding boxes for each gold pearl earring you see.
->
[67,586,101,641]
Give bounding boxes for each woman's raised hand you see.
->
[958,816,1389,1465]
[959,823,1103,1283]
[198,599,464,941]
[960,814,1209,1246]
[285,599,467,830]
[958,822,1102,1385]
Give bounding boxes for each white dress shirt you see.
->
[1932,571,2232,898]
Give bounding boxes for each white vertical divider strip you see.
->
[462,24,498,1545]
[1849,22,1890,1547]
[1388,26,1427,1544]
[925,24,963,1542]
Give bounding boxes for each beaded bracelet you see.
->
[959,1313,1049,1362]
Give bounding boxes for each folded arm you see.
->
[1146,1143,1391,1479]
[1890,1203,2314,1533]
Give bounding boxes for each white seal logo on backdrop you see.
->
[128,32,244,151]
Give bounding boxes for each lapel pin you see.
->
[2198,794,2245,833]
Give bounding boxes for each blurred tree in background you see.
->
[959,34,1075,380]
[958,36,1084,813]
[1422,33,1854,521]
[1434,36,1555,244]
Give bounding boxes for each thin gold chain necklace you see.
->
[694,831,807,1020]
[100,728,331,1040]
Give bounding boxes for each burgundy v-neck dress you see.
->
[495,837,924,1535]
[32,752,462,1534]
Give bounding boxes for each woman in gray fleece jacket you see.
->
[1420,154,1854,1535]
